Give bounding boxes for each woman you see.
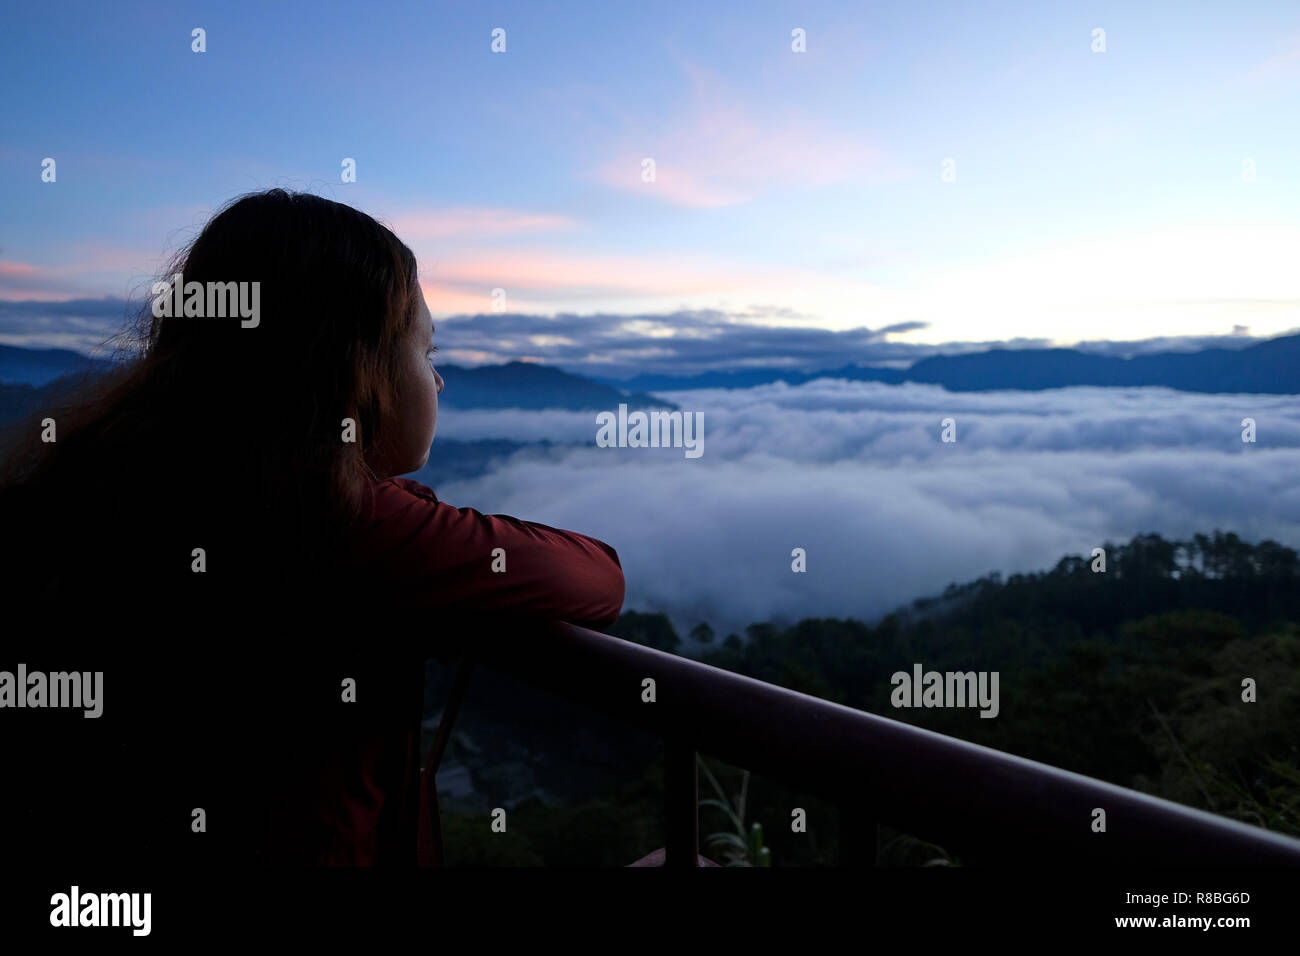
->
[0,188,625,867]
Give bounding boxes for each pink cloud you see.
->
[590,62,907,207]
[424,250,755,298]
[0,289,91,302]
[0,261,40,280]
[417,248,879,316]
[0,259,80,300]
[0,246,172,301]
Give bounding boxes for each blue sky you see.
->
[2,0,1299,372]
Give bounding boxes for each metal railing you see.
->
[443,620,1300,867]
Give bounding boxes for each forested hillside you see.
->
[433,531,1300,865]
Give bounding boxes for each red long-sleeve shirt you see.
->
[352,478,624,627]
[4,475,623,869]
[261,477,626,866]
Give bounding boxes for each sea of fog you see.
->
[413,380,1300,641]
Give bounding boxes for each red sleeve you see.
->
[349,477,625,628]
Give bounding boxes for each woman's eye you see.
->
[426,346,439,358]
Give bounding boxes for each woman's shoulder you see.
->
[345,477,444,561]
[375,476,439,505]
[355,477,440,527]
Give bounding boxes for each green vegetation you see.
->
[699,760,771,866]
[437,531,1300,865]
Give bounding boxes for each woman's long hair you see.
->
[0,189,421,608]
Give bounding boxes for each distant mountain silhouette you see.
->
[597,364,907,392]
[0,348,674,431]
[436,361,675,411]
[601,333,1300,395]
[905,334,1300,392]
[0,344,114,386]
[3,334,1297,428]
[0,372,103,432]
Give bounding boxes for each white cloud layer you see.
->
[428,381,1300,640]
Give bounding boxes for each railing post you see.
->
[839,797,878,866]
[664,737,699,867]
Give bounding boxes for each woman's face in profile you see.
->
[378,282,443,478]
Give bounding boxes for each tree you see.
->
[690,621,715,644]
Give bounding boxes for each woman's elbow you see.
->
[598,564,626,627]
[579,559,625,630]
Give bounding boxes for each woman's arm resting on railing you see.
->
[353,478,625,629]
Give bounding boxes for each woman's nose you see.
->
[435,370,445,393]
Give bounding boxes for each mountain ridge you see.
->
[0,348,676,427]
[3,334,1298,415]
[593,333,1300,394]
